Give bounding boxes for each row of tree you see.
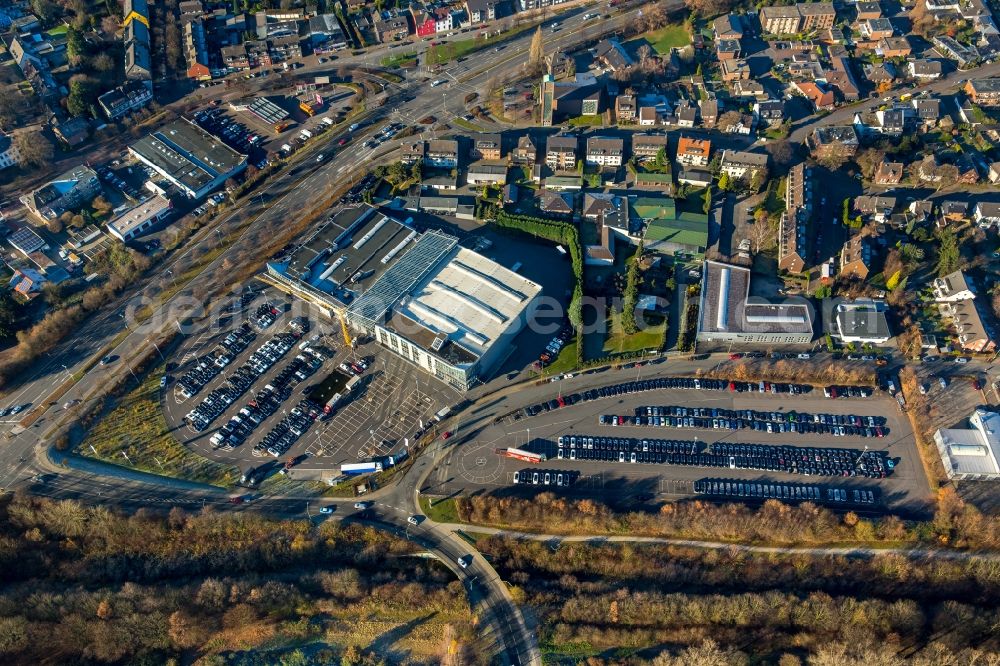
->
[456,487,1000,550]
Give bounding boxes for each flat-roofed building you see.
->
[466,163,508,185]
[129,118,247,199]
[834,299,891,344]
[760,5,801,33]
[344,230,543,391]
[697,260,814,344]
[106,194,173,241]
[935,409,1000,480]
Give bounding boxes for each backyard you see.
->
[602,308,666,355]
[628,23,691,55]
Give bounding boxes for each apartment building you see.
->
[586,136,625,167]
[676,136,711,166]
[546,135,578,170]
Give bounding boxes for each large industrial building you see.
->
[697,260,814,345]
[128,119,247,199]
[935,409,1000,480]
[265,205,543,390]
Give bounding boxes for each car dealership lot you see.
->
[433,380,930,513]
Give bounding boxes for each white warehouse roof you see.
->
[935,409,1000,478]
[396,247,541,360]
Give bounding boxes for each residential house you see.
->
[910,199,934,221]
[412,8,436,37]
[465,0,499,22]
[713,13,743,39]
[794,81,836,110]
[965,79,1000,106]
[760,3,835,33]
[677,168,713,187]
[470,134,502,161]
[512,135,537,165]
[616,94,637,123]
[676,136,711,166]
[939,200,969,224]
[269,35,302,62]
[401,141,425,165]
[9,268,48,298]
[425,139,459,167]
[733,79,767,99]
[594,39,634,73]
[433,7,454,32]
[874,161,904,185]
[537,189,574,217]
[760,5,803,34]
[840,233,873,280]
[808,125,859,159]
[835,300,891,344]
[53,117,90,148]
[860,17,894,40]
[638,106,658,126]
[586,136,625,167]
[826,56,861,101]
[935,36,980,67]
[974,201,1000,228]
[989,162,1000,183]
[939,300,995,352]
[699,99,719,127]
[675,101,697,127]
[632,134,668,160]
[546,135,578,170]
[221,44,249,70]
[308,14,348,50]
[375,17,411,42]
[753,99,784,126]
[933,269,977,302]
[183,18,210,80]
[245,40,271,68]
[720,150,769,179]
[877,36,911,57]
[779,163,811,273]
[0,133,20,170]
[913,97,942,128]
[467,163,508,186]
[717,38,742,61]
[720,58,750,82]
[864,62,896,85]
[799,2,836,29]
[856,1,882,20]
[98,80,153,120]
[875,108,906,135]
[19,165,101,222]
[854,195,896,223]
[910,59,943,80]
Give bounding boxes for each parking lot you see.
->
[163,288,461,474]
[431,375,930,514]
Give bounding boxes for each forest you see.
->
[479,535,1000,664]
[0,494,475,665]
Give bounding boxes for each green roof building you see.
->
[630,196,709,257]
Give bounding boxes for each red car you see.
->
[728,381,736,392]
[338,138,348,146]
[556,396,565,407]
[441,431,453,440]
[729,353,743,360]
[973,379,982,390]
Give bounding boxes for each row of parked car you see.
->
[177,324,257,399]
[212,386,289,450]
[253,302,282,330]
[254,398,323,458]
[694,479,879,505]
[185,333,296,432]
[217,344,326,451]
[823,385,875,399]
[603,407,888,438]
[709,442,893,479]
[340,174,376,205]
[537,325,574,367]
[522,376,822,418]
[195,108,264,155]
[512,469,576,487]
[554,435,891,479]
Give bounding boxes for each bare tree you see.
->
[527,26,545,75]
[13,130,54,168]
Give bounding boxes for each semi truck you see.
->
[495,447,546,463]
[341,461,383,475]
